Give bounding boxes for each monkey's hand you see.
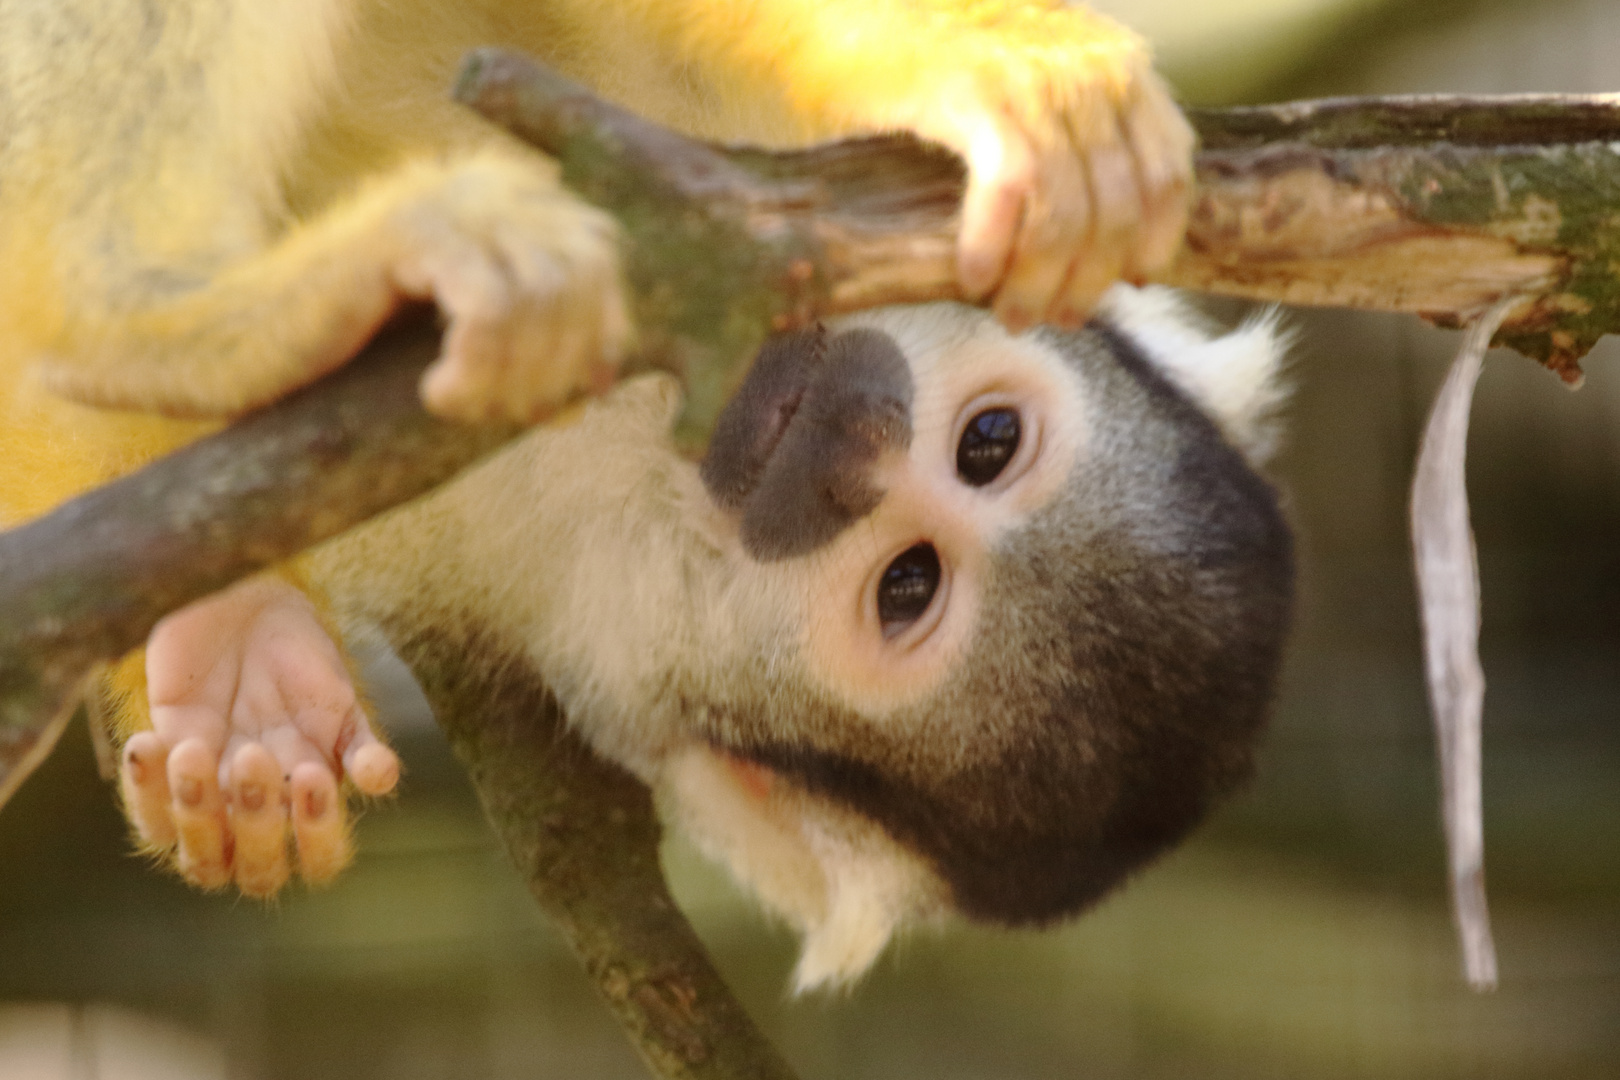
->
[915,9,1192,330]
[118,577,398,896]
[779,0,1193,331]
[40,150,630,424]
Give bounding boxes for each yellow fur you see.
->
[0,0,1176,891]
[0,0,1158,509]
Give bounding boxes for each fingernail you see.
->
[239,783,265,812]
[588,360,617,396]
[177,776,204,807]
[961,269,995,302]
[1001,306,1031,334]
[125,751,147,785]
[302,788,329,820]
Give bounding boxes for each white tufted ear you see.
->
[1097,285,1292,465]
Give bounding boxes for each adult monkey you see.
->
[0,1,1196,911]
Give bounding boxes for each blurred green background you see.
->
[3,0,1619,1076]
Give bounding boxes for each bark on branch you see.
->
[402,628,798,1080]
[6,49,1620,1079]
[1180,94,1620,380]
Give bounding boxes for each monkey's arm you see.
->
[0,3,628,428]
[614,0,1193,329]
[29,152,629,424]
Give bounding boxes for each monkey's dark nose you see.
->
[702,327,915,561]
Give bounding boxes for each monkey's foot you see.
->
[119,577,399,896]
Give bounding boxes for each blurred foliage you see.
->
[1094,0,1393,102]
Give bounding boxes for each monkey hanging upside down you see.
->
[0,0,1292,987]
[318,290,1294,989]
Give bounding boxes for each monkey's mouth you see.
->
[699,325,914,561]
[699,374,808,511]
[700,324,827,512]
[753,387,806,468]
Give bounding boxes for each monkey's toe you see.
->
[290,763,350,886]
[225,743,292,897]
[120,731,178,851]
[167,738,232,890]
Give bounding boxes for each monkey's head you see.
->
[653,292,1292,990]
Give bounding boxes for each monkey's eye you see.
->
[878,543,940,631]
[957,408,1021,486]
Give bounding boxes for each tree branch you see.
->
[401,627,797,1079]
[1179,94,1620,380]
[460,52,1620,380]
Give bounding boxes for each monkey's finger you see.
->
[589,267,633,389]
[502,257,585,423]
[534,214,635,371]
[1120,87,1194,279]
[994,135,1093,332]
[525,300,598,420]
[403,238,517,421]
[437,303,520,422]
[168,738,232,889]
[121,732,178,850]
[290,761,351,886]
[501,235,627,418]
[1057,120,1138,320]
[223,743,291,898]
[244,718,356,884]
[956,113,1035,302]
[1128,173,1190,283]
[340,705,400,797]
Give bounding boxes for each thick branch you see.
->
[400,629,796,1080]
[460,52,1620,380]
[1179,94,1620,380]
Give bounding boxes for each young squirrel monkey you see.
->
[0,1,1195,903]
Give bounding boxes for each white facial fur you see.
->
[790,304,1092,715]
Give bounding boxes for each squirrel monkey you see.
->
[0,0,1195,899]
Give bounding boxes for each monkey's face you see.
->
[700,306,1090,717]
[665,298,1292,990]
